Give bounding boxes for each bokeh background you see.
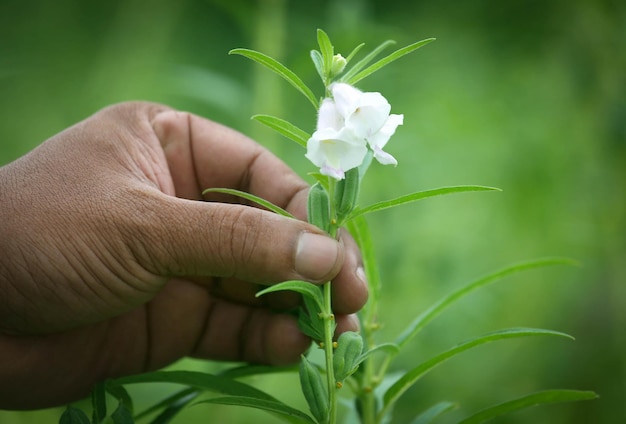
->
[1,0,624,422]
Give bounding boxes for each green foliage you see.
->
[252,114,310,147]
[343,38,436,86]
[380,328,575,420]
[410,401,457,424]
[348,185,500,220]
[201,188,295,218]
[395,257,579,348]
[59,407,90,424]
[197,397,316,424]
[229,48,319,109]
[457,390,598,424]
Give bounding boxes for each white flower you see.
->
[331,83,402,166]
[305,83,403,179]
[305,99,368,179]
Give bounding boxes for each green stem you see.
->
[324,177,339,424]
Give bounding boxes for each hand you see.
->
[0,102,368,409]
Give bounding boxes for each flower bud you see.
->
[333,331,364,384]
[307,182,331,233]
[330,54,347,76]
[299,355,329,423]
[334,166,360,221]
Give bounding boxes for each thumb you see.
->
[128,191,344,285]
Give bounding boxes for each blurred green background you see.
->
[1,0,624,422]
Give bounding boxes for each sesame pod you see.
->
[299,355,329,423]
[334,167,360,220]
[307,182,331,233]
[333,331,364,384]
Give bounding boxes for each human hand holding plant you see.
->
[0,102,367,410]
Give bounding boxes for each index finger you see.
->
[152,111,309,219]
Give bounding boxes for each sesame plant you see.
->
[60,30,596,424]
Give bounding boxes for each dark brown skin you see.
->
[0,102,368,410]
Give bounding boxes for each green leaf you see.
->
[59,406,91,424]
[106,381,134,414]
[252,114,310,148]
[113,371,276,401]
[136,388,199,423]
[111,400,135,424]
[201,188,295,218]
[317,29,334,79]
[345,42,365,64]
[457,390,598,424]
[346,215,381,322]
[310,49,324,80]
[340,40,396,84]
[395,257,578,347]
[356,343,401,365]
[219,364,298,380]
[198,396,316,424]
[346,38,436,85]
[298,295,327,342]
[349,185,501,220]
[91,381,107,424]
[229,48,318,108]
[256,280,325,312]
[381,328,574,419]
[410,401,457,424]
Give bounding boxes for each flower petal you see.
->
[331,82,363,119]
[316,98,343,131]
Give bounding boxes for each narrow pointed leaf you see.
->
[349,185,500,220]
[345,42,365,63]
[148,390,202,424]
[256,280,324,312]
[395,257,577,347]
[340,40,396,83]
[347,38,436,85]
[458,390,598,424]
[381,328,574,418]
[111,401,134,424]
[410,401,457,424]
[346,215,381,321]
[317,29,334,78]
[91,381,107,424]
[59,406,91,424]
[134,388,198,422]
[310,49,324,80]
[229,48,318,108]
[113,371,275,401]
[252,114,310,148]
[106,381,134,414]
[202,188,295,218]
[219,364,298,380]
[356,343,401,366]
[198,396,316,424]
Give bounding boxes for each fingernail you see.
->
[295,232,341,282]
